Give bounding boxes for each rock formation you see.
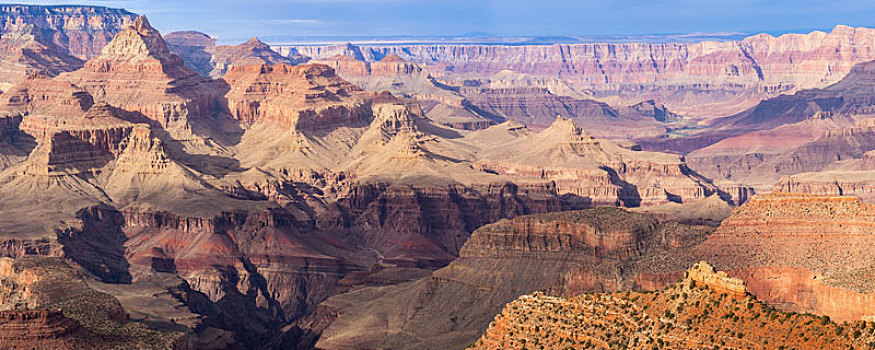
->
[470,262,874,350]
[164,31,217,77]
[313,54,499,131]
[0,257,186,349]
[314,208,715,349]
[315,193,875,348]
[0,4,136,60]
[0,27,85,91]
[59,16,221,129]
[694,193,875,321]
[681,60,875,190]
[167,33,308,78]
[278,25,875,117]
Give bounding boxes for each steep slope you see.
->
[314,208,714,349]
[164,31,216,77]
[315,193,875,349]
[0,257,186,349]
[694,193,875,321]
[210,37,302,78]
[775,150,875,202]
[0,26,85,91]
[471,262,873,350]
[314,54,498,130]
[472,117,722,206]
[59,16,221,130]
[0,4,136,59]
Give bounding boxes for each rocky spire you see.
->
[98,15,174,60]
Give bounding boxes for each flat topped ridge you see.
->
[478,207,657,234]
[226,63,335,77]
[749,192,863,203]
[378,54,407,63]
[0,4,134,15]
[724,192,875,222]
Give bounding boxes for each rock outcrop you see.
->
[59,16,221,129]
[695,193,875,321]
[315,193,875,348]
[0,257,186,349]
[220,63,372,129]
[314,208,714,349]
[470,262,873,350]
[210,37,302,78]
[0,27,85,91]
[0,4,136,60]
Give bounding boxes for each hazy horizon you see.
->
[7,0,875,44]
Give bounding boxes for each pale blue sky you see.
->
[11,0,875,44]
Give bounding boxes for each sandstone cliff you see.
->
[315,193,875,348]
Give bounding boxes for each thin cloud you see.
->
[268,19,324,25]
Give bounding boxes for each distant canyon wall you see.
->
[277,26,875,114]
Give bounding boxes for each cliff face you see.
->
[682,60,875,189]
[59,16,221,129]
[0,5,136,60]
[278,25,875,115]
[316,193,875,349]
[314,208,713,349]
[0,257,186,349]
[220,63,373,129]
[470,262,873,350]
[695,193,875,321]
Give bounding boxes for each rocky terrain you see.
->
[166,32,307,79]
[278,25,875,118]
[470,262,875,350]
[0,257,186,349]
[0,4,135,60]
[2,4,875,350]
[0,9,730,348]
[313,207,717,349]
[315,192,875,349]
[679,60,875,190]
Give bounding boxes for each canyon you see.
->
[0,3,874,350]
[315,193,875,349]
[278,25,875,118]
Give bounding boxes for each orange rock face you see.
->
[221,63,374,129]
[59,16,221,128]
[470,262,874,350]
[695,193,875,321]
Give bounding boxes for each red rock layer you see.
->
[0,310,84,349]
[694,193,875,321]
[220,63,374,129]
[0,5,136,60]
[59,16,221,128]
